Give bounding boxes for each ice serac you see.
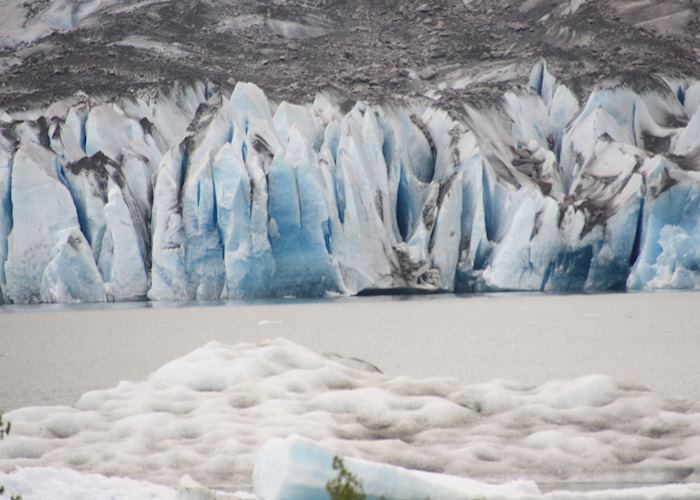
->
[267,128,342,297]
[149,142,190,301]
[253,435,540,500]
[40,228,107,303]
[1,67,700,303]
[0,134,13,304]
[103,182,149,300]
[4,142,85,303]
[628,175,700,290]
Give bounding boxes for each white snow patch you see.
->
[0,467,254,500]
[112,36,190,58]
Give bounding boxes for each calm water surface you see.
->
[1,292,699,411]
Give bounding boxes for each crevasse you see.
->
[1,63,699,303]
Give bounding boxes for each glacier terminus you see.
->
[1,63,700,303]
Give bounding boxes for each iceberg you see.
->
[253,435,540,500]
[1,67,700,303]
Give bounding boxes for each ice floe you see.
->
[1,339,699,499]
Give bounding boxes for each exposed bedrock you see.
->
[1,64,700,303]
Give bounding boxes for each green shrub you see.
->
[0,413,10,440]
[0,412,21,500]
[326,456,366,500]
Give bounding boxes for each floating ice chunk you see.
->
[253,435,541,500]
[257,319,282,326]
[0,466,257,500]
[176,475,255,500]
[2,464,700,500]
[0,466,174,500]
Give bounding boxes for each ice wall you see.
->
[1,65,699,303]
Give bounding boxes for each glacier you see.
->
[1,64,700,303]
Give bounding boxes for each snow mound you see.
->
[1,339,699,493]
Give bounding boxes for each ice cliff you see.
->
[1,63,700,303]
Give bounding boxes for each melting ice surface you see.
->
[1,63,700,303]
[1,338,700,499]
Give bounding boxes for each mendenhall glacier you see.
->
[1,62,700,304]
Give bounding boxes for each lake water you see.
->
[1,291,699,411]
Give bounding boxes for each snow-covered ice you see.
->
[1,338,699,499]
[1,65,700,302]
[0,467,255,500]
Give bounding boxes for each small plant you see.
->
[326,456,366,500]
[0,478,23,500]
[0,413,21,500]
[0,488,23,500]
[0,413,10,440]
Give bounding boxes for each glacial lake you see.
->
[1,291,699,411]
